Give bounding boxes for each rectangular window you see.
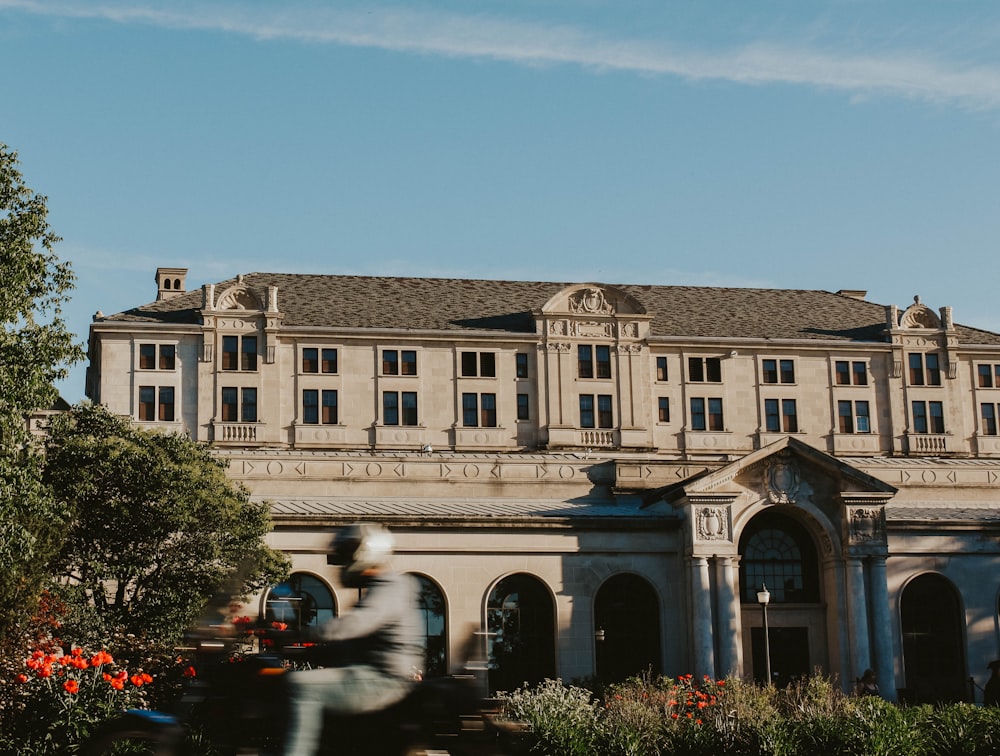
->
[158,344,175,371]
[383,350,399,375]
[222,336,239,371]
[855,401,871,433]
[689,357,722,382]
[481,393,497,427]
[982,403,998,436]
[517,393,529,420]
[763,359,779,384]
[909,353,942,386]
[578,345,593,379]
[837,400,854,433]
[765,398,780,432]
[597,394,613,428]
[596,346,611,379]
[656,356,668,382]
[579,394,595,428]
[691,398,724,431]
[139,344,156,370]
[158,386,175,421]
[781,399,798,432]
[658,397,670,423]
[578,345,611,379]
[303,389,318,424]
[912,401,944,434]
[516,353,529,379]
[835,361,850,386]
[321,349,337,373]
[462,393,477,427]
[138,386,155,420]
[461,352,496,377]
[852,362,867,385]
[764,399,799,432]
[322,390,338,424]
[780,360,795,384]
[241,337,258,372]
[763,359,794,384]
[303,348,319,373]
[978,364,1000,388]
[384,391,418,426]
[241,388,257,422]
[221,387,238,422]
[401,350,417,376]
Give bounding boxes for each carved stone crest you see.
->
[764,452,802,504]
[569,287,614,315]
[696,506,729,541]
[849,507,885,544]
[899,295,941,330]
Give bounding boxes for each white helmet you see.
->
[330,523,394,587]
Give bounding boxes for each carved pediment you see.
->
[540,283,648,317]
[898,296,941,330]
[216,280,264,311]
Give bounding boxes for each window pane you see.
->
[852,362,867,385]
[383,350,398,375]
[596,346,611,379]
[462,393,478,427]
[579,395,595,428]
[241,388,257,422]
[656,356,668,382]
[303,389,318,424]
[139,386,155,420]
[856,401,870,433]
[516,353,529,379]
[578,345,594,379]
[517,393,529,420]
[461,352,478,377]
[838,400,853,433]
[322,390,338,424]
[401,351,417,376]
[926,354,941,385]
[983,404,998,436]
[763,360,778,384]
[302,348,318,373]
[658,397,670,423]
[706,358,722,382]
[690,398,706,430]
[159,344,175,370]
[780,360,795,384]
[909,354,924,385]
[222,336,239,371]
[765,399,779,432]
[835,361,849,386]
[782,399,798,432]
[158,386,174,421]
[321,349,337,373]
[688,357,704,382]
[242,337,258,371]
[480,353,496,378]
[401,392,418,425]
[481,393,497,427]
[383,392,399,425]
[912,401,928,433]
[929,401,944,433]
[708,398,724,431]
[597,394,613,428]
[222,387,238,421]
[139,344,156,370]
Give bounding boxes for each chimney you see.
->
[836,289,867,301]
[155,267,188,301]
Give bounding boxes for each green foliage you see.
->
[500,675,1000,756]
[0,143,83,641]
[44,403,290,644]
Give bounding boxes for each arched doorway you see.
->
[594,574,661,682]
[410,573,447,679]
[901,573,966,703]
[486,574,556,694]
[264,572,337,632]
[739,511,821,686]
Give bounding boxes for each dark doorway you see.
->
[751,626,809,687]
[486,574,556,694]
[901,573,966,703]
[594,574,661,682]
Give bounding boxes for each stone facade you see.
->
[85,270,1000,701]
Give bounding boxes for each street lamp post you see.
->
[756,584,772,685]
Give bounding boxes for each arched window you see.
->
[411,573,447,679]
[739,512,820,603]
[486,574,556,694]
[264,573,336,632]
[901,573,966,703]
[595,574,661,682]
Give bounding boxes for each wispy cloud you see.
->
[4,0,1000,109]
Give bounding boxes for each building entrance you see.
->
[751,626,810,687]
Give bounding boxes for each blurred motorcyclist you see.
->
[282,523,424,756]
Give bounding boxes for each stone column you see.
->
[691,557,715,678]
[868,556,896,700]
[845,557,871,682]
[714,556,742,678]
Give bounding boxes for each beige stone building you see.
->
[85,268,1000,702]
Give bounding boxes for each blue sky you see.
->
[2,1,999,401]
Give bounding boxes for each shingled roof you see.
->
[100,273,1000,345]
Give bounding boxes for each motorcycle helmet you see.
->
[330,522,394,588]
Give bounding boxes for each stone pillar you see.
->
[714,556,742,678]
[691,557,715,678]
[845,557,871,682]
[868,556,896,700]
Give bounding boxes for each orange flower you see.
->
[37,665,53,678]
[695,719,703,725]
[110,678,125,690]
[91,651,114,667]
[130,674,146,687]
[16,674,28,684]
[70,656,89,670]
[71,648,84,657]
[63,679,80,694]
[141,673,153,684]
[182,665,197,678]
[271,621,288,631]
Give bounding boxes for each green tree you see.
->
[44,403,290,643]
[0,143,83,640]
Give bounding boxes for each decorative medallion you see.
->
[696,507,729,541]
[764,452,802,504]
[898,295,941,330]
[849,507,885,544]
[569,287,614,315]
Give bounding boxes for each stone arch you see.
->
[899,572,967,703]
[540,283,647,316]
[899,297,942,330]
[216,283,264,311]
[484,572,557,694]
[593,572,662,682]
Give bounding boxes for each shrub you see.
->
[496,678,601,756]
